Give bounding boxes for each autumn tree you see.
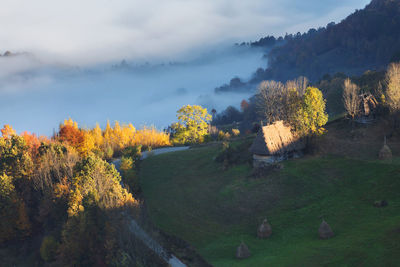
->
[21,132,41,157]
[294,87,328,136]
[62,118,78,129]
[67,155,135,216]
[1,124,16,138]
[386,62,400,112]
[91,123,103,147]
[172,105,212,144]
[343,78,361,119]
[58,125,84,149]
[57,119,98,156]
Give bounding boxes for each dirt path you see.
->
[112,146,189,168]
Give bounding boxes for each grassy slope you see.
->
[140,145,400,266]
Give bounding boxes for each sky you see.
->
[0,0,372,135]
[0,0,370,65]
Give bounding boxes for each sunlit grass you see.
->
[140,143,400,266]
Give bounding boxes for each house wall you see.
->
[253,152,303,168]
[253,154,280,168]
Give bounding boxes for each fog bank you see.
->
[0,46,264,135]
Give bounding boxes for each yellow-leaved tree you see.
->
[386,62,400,112]
[172,105,212,144]
[295,87,328,136]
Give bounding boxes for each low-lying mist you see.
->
[0,46,265,135]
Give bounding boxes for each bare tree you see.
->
[343,78,361,120]
[33,149,79,194]
[386,62,400,112]
[257,77,307,125]
[257,80,285,124]
[285,76,308,96]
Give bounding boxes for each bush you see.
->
[218,131,231,141]
[232,129,240,137]
[120,156,134,172]
[40,236,59,262]
[215,141,252,168]
[218,131,225,141]
[104,145,114,160]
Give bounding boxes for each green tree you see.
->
[0,135,34,180]
[0,173,31,243]
[295,87,329,136]
[172,105,212,144]
[67,155,134,216]
[40,236,59,262]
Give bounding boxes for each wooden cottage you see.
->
[249,121,305,168]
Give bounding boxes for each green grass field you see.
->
[140,144,400,266]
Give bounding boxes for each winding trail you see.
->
[112,146,189,267]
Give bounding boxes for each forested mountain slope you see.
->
[255,0,400,82]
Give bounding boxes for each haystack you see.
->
[236,242,251,259]
[318,220,334,239]
[379,143,392,161]
[374,200,388,207]
[257,219,272,239]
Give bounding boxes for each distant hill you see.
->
[253,0,400,82]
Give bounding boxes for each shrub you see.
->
[232,129,240,137]
[218,131,226,141]
[120,156,134,172]
[40,236,59,262]
[224,132,231,140]
[104,145,114,160]
[215,141,252,168]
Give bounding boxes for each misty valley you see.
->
[0,46,265,135]
[1,0,400,266]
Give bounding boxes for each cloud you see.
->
[0,0,370,65]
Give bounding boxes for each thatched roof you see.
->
[249,121,304,156]
[379,144,392,160]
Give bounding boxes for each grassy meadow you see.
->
[140,136,400,266]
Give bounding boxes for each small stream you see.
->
[112,146,189,267]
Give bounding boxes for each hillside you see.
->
[140,122,400,266]
[252,0,400,82]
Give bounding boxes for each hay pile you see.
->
[257,219,272,239]
[379,144,392,161]
[318,220,334,239]
[374,200,388,207]
[236,242,251,259]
